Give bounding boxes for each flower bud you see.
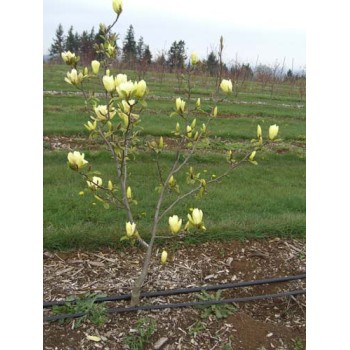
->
[249,151,256,161]
[212,106,218,118]
[161,250,168,264]
[103,75,116,92]
[112,0,123,15]
[159,136,164,149]
[127,186,132,199]
[220,79,233,93]
[191,118,197,129]
[106,43,116,57]
[196,98,201,108]
[269,124,279,140]
[186,125,192,138]
[67,151,88,170]
[169,215,182,234]
[191,52,199,65]
[126,221,136,237]
[175,98,186,113]
[134,80,147,98]
[168,175,176,187]
[175,122,180,136]
[91,60,100,75]
[257,124,262,139]
[108,180,113,190]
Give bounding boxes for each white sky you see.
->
[43,0,306,71]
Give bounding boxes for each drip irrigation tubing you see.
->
[44,289,305,322]
[43,273,306,308]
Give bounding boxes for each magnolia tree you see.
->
[62,0,279,306]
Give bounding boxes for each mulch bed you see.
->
[43,238,306,349]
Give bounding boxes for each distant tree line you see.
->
[49,23,305,84]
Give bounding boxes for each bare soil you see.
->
[43,238,306,350]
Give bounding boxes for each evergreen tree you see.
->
[167,40,187,71]
[206,51,219,76]
[143,45,152,65]
[79,29,96,63]
[136,36,144,62]
[49,24,65,57]
[122,25,137,65]
[65,26,79,52]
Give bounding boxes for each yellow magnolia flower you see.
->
[269,124,279,140]
[134,80,147,98]
[67,151,88,170]
[191,52,199,65]
[186,125,192,138]
[169,215,182,234]
[126,221,136,237]
[212,106,218,117]
[93,105,116,122]
[64,69,83,85]
[188,208,203,226]
[161,250,168,264]
[87,176,103,191]
[115,74,128,88]
[102,75,116,92]
[117,81,137,99]
[112,0,123,15]
[108,180,113,190]
[175,98,186,113]
[220,79,233,93]
[196,98,201,108]
[84,120,97,131]
[61,51,79,65]
[91,60,100,75]
[61,51,74,63]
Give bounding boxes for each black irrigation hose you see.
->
[43,273,306,308]
[43,289,305,322]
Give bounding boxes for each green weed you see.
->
[123,317,157,350]
[51,292,107,328]
[196,290,236,319]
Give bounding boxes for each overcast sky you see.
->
[43,0,306,72]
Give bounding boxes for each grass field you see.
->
[43,63,306,251]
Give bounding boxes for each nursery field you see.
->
[43,63,306,350]
[43,63,306,251]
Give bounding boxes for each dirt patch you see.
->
[43,238,306,349]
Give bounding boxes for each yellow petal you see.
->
[86,335,101,342]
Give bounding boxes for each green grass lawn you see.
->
[43,63,306,251]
